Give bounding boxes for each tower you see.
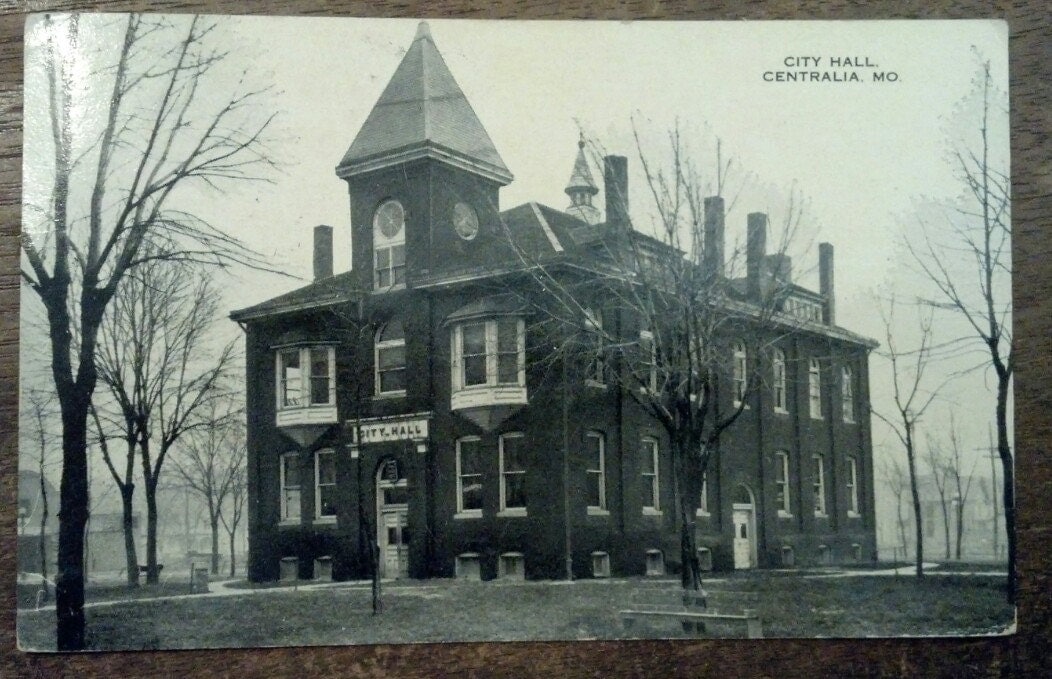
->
[335,22,513,286]
[563,134,601,225]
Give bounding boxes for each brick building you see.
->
[231,22,878,583]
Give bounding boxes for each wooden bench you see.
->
[620,589,764,639]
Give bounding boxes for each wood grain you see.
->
[2,2,1049,677]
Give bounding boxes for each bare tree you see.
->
[906,59,1013,601]
[945,416,978,560]
[94,258,237,585]
[88,401,140,586]
[872,301,945,578]
[880,457,911,561]
[20,13,278,648]
[173,399,245,575]
[219,453,247,578]
[500,127,813,590]
[922,434,953,560]
[21,388,60,600]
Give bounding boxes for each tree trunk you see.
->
[120,485,140,586]
[680,502,701,591]
[955,502,965,561]
[144,480,160,584]
[39,464,51,602]
[228,529,236,577]
[210,515,220,575]
[940,498,951,560]
[674,439,701,591]
[905,426,924,578]
[996,375,1015,603]
[55,400,89,651]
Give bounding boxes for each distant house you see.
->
[17,470,58,575]
[232,22,878,583]
[877,473,1007,563]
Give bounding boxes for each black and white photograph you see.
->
[16,15,1013,651]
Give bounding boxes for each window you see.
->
[585,431,606,513]
[452,318,525,391]
[456,437,483,516]
[584,307,605,383]
[499,552,525,580]
[732,342,747,407]
[697,471,710,516]
[641,437,660,513]
[456,553,481,580]
[637,329,658,392]
[277,346,335,409]
[373,199,406,289]
[847,457,860,516]
[375,321,406,396]
[808,358,822,419]
[499,433,527,515]
[280,453,301,522]
[774,451,791,516]
[841,366,855,422]
[813,454,827,516]
[772,349,787,413]
[314,449,336,520]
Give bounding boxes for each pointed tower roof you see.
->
[564,134,598,196]
[337,22,513,185]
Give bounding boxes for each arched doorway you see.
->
[376,458,409,579]
[731,484,757,569]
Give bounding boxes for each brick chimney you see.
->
[604,155,629,230]
[703,196,725,277]
[313,224,334,281]
[819,242,835,324]
[746,212,767,298]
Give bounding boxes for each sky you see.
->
[21,17,1011,501]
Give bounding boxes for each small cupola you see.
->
[564,134,601,225]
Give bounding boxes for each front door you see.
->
[376,459,409,579]
[732,506,755,569]
[379,509,409,578]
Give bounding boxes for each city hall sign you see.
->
[348,414,431,445]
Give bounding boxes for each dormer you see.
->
[336,22,514,288]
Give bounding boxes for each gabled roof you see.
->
[336,22,513,185]
[229,271,364,322]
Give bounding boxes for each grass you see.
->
[16,573,1014,651]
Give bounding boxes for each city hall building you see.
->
[232,23,878,583]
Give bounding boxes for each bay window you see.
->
[275,345,336,427]
[451,318,526,409]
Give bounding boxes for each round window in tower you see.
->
[453,202,479,240]
[374,199,405,240]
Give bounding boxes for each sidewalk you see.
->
[20,563,1006,614]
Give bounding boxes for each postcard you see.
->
[17,15,1012,650]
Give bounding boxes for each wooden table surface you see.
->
[1,2,1049,677]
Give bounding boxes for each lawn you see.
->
[17,573,1014,651]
